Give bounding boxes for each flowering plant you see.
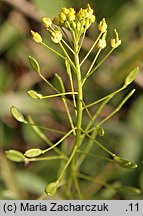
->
[6,4,140,199]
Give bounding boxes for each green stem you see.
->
[42,92,77,99]
[73,175,83,199]
[61,39,75,54]
[57,144,78,183]
[39,74,75,108]
[43,128,76,154]
[85,85,126,109]
[81,128,114,157]
[27,155,66,162]
[61,94,76,136]
[87,48,115,78]
[26,121,65,135]
[82,48,102,85]
[27,116,64,156]
[59,41,77,73]
[41,42,65,59]
[77,149,113,162]
[76,97,111,168]
[80,32,103,66]
[57,40,83,186]
[96,89,135,128]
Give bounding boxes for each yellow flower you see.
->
[111,29,121,48]
[98,18,107,33]
[111,38,121,48]
[42,17,52,28]
[31,30,42,43]
[86,4,94,18]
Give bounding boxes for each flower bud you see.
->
[53,16,60,25]
[76,8,86,20]
[31,30,42,43]
[97,31,107,49]
[42,17,52,28]
[61,7,69,15]
[59,12,66,22]
[67,12,75,22]
[69,8,75,14]
[71,21,76,29]
[98,18,107,33]
[97,39,106,49]
[76,21,81,32]
[51,31,62,43]
[89,15,96,24]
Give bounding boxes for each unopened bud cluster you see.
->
[42,4,95,40]
[31,4,121,50]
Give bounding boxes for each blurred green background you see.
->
[0,0,143,199]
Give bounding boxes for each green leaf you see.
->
[117,186,141,195]
[29,56,41,74]
[24,148,43,158]
[54,74,65,93]
[5,150,25,162]
[113,155,138,169]
[28,90,43,99]
[45,181,58,196]
[10,106,26,123]
[124,67,138,86]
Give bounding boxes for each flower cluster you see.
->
[42,4,95,40]
[31,4,121,50]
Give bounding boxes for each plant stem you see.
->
[43,128,76,154]
[57,40,83,190]
[41,42,65,59]
[42,92,78,99]
[87,48,115,77]
[81,128,114,157]
[80,32,103,66]
[82,48,102,85]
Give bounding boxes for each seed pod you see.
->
[5,150,25,162]
[113,155,138,169]
[124,67,138,87]
[10,106,26,123]
[24,148,43,158]
[65,59,71,77]
[29,56,41,75]
[28,90,43,99]
[117,186,141,195]
[54,74,65,93]
[45,182,58,196]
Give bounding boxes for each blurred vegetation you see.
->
[0,0,143,200]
